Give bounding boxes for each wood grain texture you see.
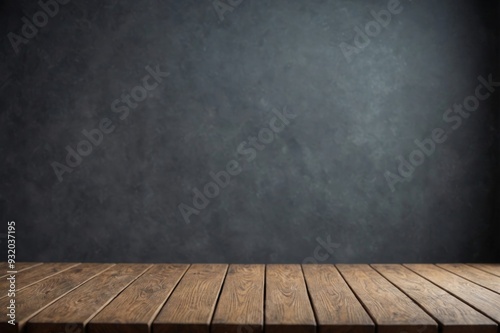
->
[302,264,374,333]
[88,264,189,333]
[0,263,112,333]
[467,264,500,278]
[265,264,316,333]
[152,264,228,333]
[405,264,500,323]
[0,263,79,297]
[1,263,499,333]
[373,264,497,333]
[212,264,265,333]
[438,264,500,294]
[26,264,151,333]
[0,263,43,278]
[337,264,438,333]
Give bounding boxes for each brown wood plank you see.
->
[405,264,500,324]
[152,264,228,333]
[467,264,500,278]
[302,264,374,333]
[0,263,43,279]
[211,264,265,333]
[0,263,113,333]
[373,264,497,333]
[337,264,437,333]
[0,263,79,296]
[265,264,316,333]
[438,264,500,294]
[88,264,189,333]
[26,264,151,333]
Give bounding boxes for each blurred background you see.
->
[1,0,499,263]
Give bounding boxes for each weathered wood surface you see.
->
[0,263,498,333]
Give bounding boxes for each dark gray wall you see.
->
[1,0,499,263]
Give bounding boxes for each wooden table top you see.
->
[1,263,499,333]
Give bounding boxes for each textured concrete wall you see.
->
[1,0,499,263]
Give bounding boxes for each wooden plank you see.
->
[88,264,189,333]
[405,264,500,323]
[337,264,437,333]
[302,264,374,333]
[265,264,316,333]
[373,264,497,333]
[212,264,265,333]
[438,264,500,294]
[0,263,79,296]
[26,264,151,333]
[152,264,228,333]
[468,264,500,278]
[0,263,113,333]
[0,263,43,279]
